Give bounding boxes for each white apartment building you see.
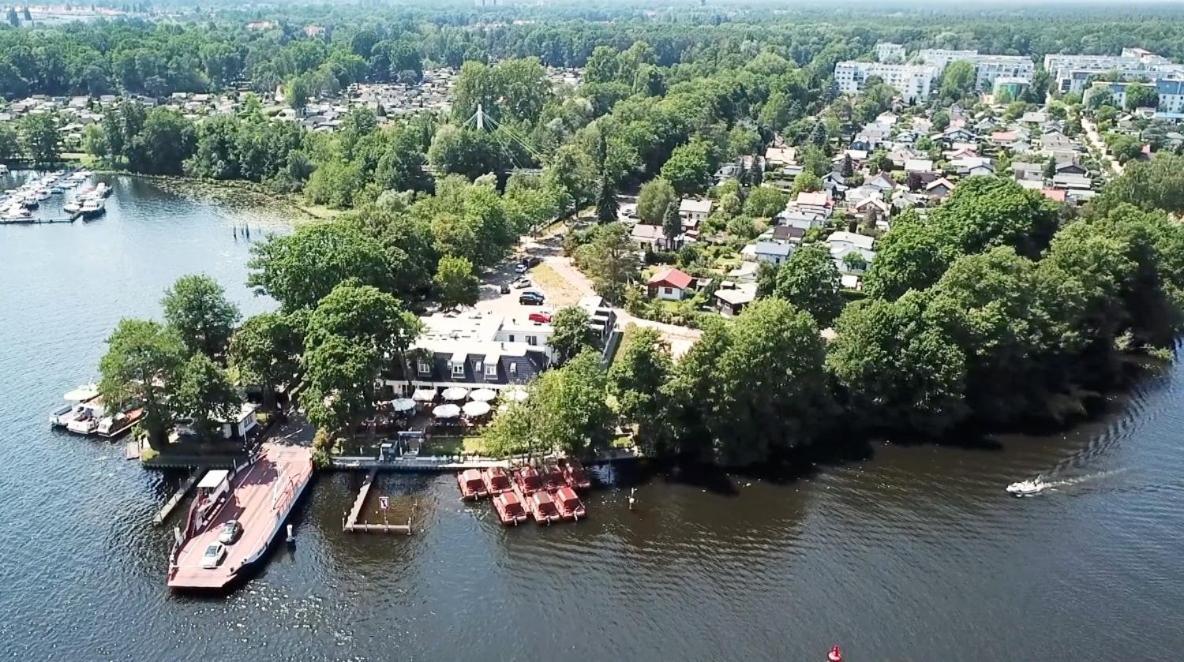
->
[1084,78,1184,115]
[1046,50,1184,94]
[916,49,1033,92]
[834,62,937,102]
[876,42,906,63]
[917,49,979,71]
[971,55,1034,92]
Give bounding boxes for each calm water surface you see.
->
[1,174,1182,661]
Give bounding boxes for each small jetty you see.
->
[342,468,413,534]
[153,469,204,526]
[167,444,313,590]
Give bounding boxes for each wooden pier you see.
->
[153,468,204,526]
[343,468,413,535]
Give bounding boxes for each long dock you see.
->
[153,468,204,526]
[343,468,413,534]
[167,444,313,590]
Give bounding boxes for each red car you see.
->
[528,311,551,324]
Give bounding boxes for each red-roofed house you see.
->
[647,268,695,301]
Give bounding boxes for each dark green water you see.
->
[1,173,1182,661]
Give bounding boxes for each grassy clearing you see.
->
[530,263,583,306]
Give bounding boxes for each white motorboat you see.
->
[1006,479,1046,497]
[79,197,106,219]
[49,384,100,427]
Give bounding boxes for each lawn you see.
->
[423,434,489,456]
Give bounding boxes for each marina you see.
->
[0,170,107,224]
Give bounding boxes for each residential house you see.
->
[746,240,793,266]
[647,268,696,301]
[792,191,832,218]
[679,198,713,229]
[764,146,796,169]
[826,231,876,274]
[904,158,935,174]
[714,283,759,317]
[631,223,678,252]
[925,178,956,200]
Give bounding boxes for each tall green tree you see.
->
[774,244,845,326]
[573,224,641,304]
[247,223,395,311]
[98,319,186,450]
[433,255,479,310]
[228,311,305,409]
[549,306,595,366]
[662,200,682,242]
[161,275,241,359]
[608,326,672,453]
[636,178,677,225]
[174,353,242,440]
[18,112,60,166]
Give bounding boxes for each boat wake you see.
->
[1007,468,1128,497]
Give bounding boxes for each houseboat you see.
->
[529,490,561,525]
[560,459,591,491]
[49,384,99,427]
[481,467,513,495]
[456,469,489,500]
[552,486,587,522]
[65,401,106,435]
[513,465,543,496]
[492,490,529,526]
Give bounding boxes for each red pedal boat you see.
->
[529,490,561,525]
[513,466,543,495]
[540,463,566,490]
[482,467,513,495]
[492,490,529,526]
[552,486,586,521]
[559,459,591,490]
[456,469,488,500]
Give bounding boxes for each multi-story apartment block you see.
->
[875,42,906,63]
[833,62,937,102]
[1084,78,1184,115]
[1045,50,1184,94]
[916,49,1033,92]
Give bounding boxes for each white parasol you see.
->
[433,404,461,419]
[391,398,416,413]
[468,388,497,402]
[462,401,491,417]
[441,386,469,401]
[412,388,437,402]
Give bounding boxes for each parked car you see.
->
[514,263,529,275]
[519,291,545,305]
[521,256,541,267]
[218,520,242,545]
[201,541,227,569]
[528,312,552,324]
[499,283,511,294]
[512,278,531,289]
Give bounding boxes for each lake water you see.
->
[1,173,1183,661]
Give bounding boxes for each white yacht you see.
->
[1006,479,1046,497]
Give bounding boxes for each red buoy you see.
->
[828,645,843,662]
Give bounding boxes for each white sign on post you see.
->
[379,496,389,510]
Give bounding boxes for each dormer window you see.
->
[485,362,498,378]
[451,362,465,378]
[417,360,430,375]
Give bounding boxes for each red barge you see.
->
[167,444,312,591]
